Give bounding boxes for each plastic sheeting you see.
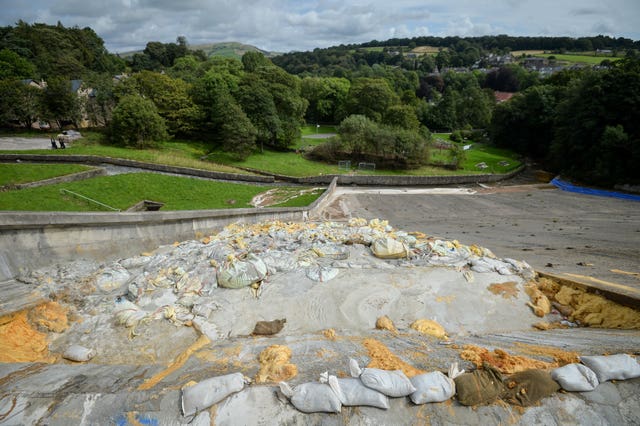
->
[551,178,640,202]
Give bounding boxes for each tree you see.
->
[40,77,82,128]
[345,78,399,122]
[191,70,257,157]
[550,59,640,184]
[0,79,41,128]
[0,48,36,79]
[242,51,273,72]
[383,104,420,130]
[490,85,560,159]
[83,73,116,127]
[122,71,199,137]
[236,64,307,149]
[217,94,258,160]
[110,94,167,148]
[300,76,350,123]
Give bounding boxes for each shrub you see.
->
[110,94,168,148]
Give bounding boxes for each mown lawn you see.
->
[0,163,92,186]
[0,132,253,175]
[208,149,345,177]
[0,172,321,211]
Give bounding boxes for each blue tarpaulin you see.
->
[551,177,640,202]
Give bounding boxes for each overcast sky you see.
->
[1,0,639,53]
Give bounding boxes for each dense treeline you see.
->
[491,59,640,185]
[0,22,638,183]
[360,35,640,52]
[0,21,125,79]
[273,35,639,77]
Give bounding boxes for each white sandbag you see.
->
[551,363,599,392]
[62,345,96,362]
[217,254,267,289]
[580,354,640,382]
[349,358,416,397]
[113,297,148,328]
[312,243,349,260]
[334,377,389,409]
[279,381,342,413]
[181,372,247,417]
[410,371,455,404]
[371,238,409,259]
[409,363,462,404]
[305,266,340,282]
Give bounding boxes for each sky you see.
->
[1,0,639,54]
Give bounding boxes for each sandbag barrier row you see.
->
[177,354,640,420]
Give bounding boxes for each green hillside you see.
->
[119,41,280,60]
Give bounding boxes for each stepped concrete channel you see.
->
[0,144,639,425]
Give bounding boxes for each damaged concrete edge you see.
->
[537,271,640,310]
[0,177,339,282]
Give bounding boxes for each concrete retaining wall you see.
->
[0,154,523,186]
[237,165,525,185]
[0,154,275,183]
[0,167,105,191]
[0,178,339,282]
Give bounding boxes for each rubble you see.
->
[2,218,639,423]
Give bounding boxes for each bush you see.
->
[110,94,168,148]
[310,115,430,169]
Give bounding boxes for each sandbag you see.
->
[181,372,247,417]
[551,363,599,392]
[334,377,389,409]
[410,371,455,404]
[349,358,416,397]
[216,254,267,289]
[312,243,349,260]
[113,297,148,328]
[503,369,560,407]
[305,266,340,282]
[279,381,342,413]
[454,364,505,406]
[580,354,640,382]
[62,345,96,362]
[371,238,409,259]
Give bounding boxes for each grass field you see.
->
[411,46,442,55]
[511,50,546,56]
[0,163,92,186]
[0,172,321,211]
[213,138,521,177]
[532,53,623,65]
[431,133,521,173]
[0,132,254,175]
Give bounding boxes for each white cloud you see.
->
[0,0,637,53]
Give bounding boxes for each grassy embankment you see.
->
[0,131,252,175]
[0,163,92,186]
[214,130,521,177]
[0,172,320,211]
[0,127,520,211]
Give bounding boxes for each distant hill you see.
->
[118,41,280,60]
